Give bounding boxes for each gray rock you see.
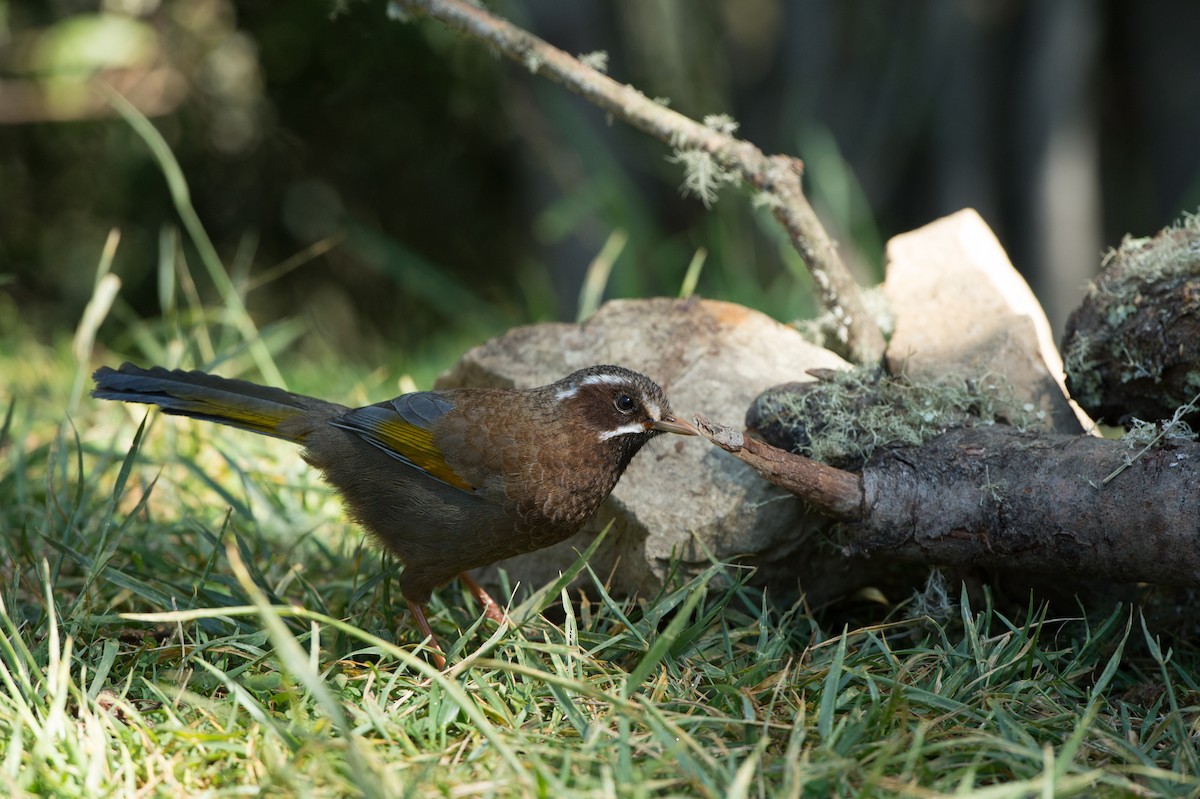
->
[436,297,849,600]
[883,209,1094,434]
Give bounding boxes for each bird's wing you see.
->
[330,393,477,492]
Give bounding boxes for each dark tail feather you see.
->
[92,363,333,443]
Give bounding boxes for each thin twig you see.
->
[392,0,886,365]
[1102,389,1200,484]
[692,414,863,520]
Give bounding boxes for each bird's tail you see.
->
[92,363,337,443]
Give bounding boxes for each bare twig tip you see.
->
[692,414,745,451]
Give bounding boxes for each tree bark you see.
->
[696,418,1200,584]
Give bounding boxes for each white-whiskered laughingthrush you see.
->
[92,363,698,665]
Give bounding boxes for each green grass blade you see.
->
[817,627,849,743]
[105,88,284,388]
[621,571,709,699]
[679,246,707,298]
[577,229,627,322]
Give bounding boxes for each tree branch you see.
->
[693,415,863,520]
[695,416,1200,585]
[392,0,886,364]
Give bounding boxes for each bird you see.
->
[92,362,698,665]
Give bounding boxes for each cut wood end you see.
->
[692,414,745,451]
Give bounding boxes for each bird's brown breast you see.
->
[432,386,628,540]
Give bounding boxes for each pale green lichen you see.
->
[979,465,1008,506]
[859,285,896,339]
[1127,211,1197,279]
[1063,332,1104,410]
[702,113,739,136]
[909,570,955,623]
[793,287,892,360]
[750,367,1035,468]
[666,149,736,207]
[522,49,545,73]
[1085,209,1200,301]
[1105,392,1200,483]
[751,191,783,210]
[1104,302,1136,328]
[577,50,609,73]
[1122,395,1200,448]
[666,114,743,208]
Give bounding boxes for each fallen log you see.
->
[695,417,1200,584]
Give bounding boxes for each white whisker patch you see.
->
[598,422,647,441]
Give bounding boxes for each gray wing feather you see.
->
[389,392,456,428]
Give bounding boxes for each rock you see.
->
[883,208,1093,434]
[436,297,849,600]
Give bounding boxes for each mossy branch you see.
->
[695,415,1200,585]
[390,0,886,365]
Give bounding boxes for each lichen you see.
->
[909,570,956,623]
[749,367,1034,469]
[667,148,738,208]
[702,113,739,136]
[522,49,545,73]
[793,286,893,354]
[1122,392,1200,448]
[577,50,609,73]
[1105,392,1200,483]
[666,114,743,208]
[1108,210,1200,286]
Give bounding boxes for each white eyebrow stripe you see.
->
[559,372,637,402]
[578,373,630,387]
[598,422,647,441]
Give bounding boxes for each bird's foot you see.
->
[459,572,510,626]
[406,599,447,670]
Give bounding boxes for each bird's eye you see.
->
[614,393,636,413]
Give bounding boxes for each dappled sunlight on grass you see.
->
[4,319,1200,796]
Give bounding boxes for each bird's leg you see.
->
[459,572,509,625]
[406,599,446,670]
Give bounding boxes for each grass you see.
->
[2,101,1198,799]
[3,281,1200,798]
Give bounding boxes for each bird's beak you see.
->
[647,414,700,436]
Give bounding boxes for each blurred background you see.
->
[2,0,1198,378]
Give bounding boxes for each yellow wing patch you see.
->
[360,416,476,493]
[189,406,290,439]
